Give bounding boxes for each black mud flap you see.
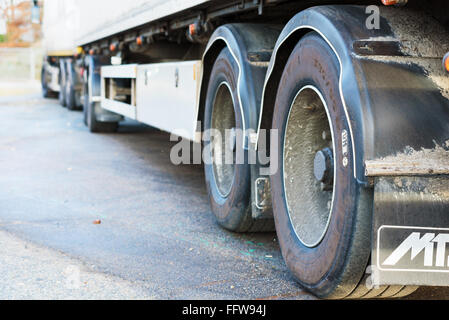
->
[373,176,449,286]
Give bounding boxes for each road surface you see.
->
[0,92,446,299]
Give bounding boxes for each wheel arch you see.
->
[259,5,449,184]
[259,6,376,183]
[85,55,105,101]
[198,23,282,149]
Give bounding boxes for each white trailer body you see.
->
[42,0,80,55]
[75,0,210,46]
[42,0,210,53]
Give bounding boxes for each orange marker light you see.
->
[136,36,143,46]
[381,0,408,5]
[443,53,449,72]
[189,23,196,36]
[110,43,116,52]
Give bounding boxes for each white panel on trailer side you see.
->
[100,61,202,142]
[136,61,202,142]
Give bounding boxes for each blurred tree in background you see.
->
[0,0,42,47]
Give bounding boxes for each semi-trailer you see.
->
[40,0,449,299]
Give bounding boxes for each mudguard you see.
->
[201,24,282,220]
[86,55,122,123]
[86,55,107,102]
[259,5,449,184]
[200,24,282,150]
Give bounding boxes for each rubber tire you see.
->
[58,59,67,107]
[83,81,88,125]
[65,60,78,111]
[41,66,56,98]
[87,100,118,133]
[271,32,373,299]
[203,47,273,233]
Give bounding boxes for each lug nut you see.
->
[314,148,334,186]
[322,130,331,141]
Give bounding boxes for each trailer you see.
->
[40,0,82,109]
[40,0,449,299]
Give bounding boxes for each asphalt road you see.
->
[0,93,447,300]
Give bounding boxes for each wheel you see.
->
[271,32,370,299]
[41,66,51,98]
[58,59,67,107]
[344,274,418,299]
[42,58,58,98]
[41,66,54,98]
[83,80,88,125]
[65,60,78,111]
[271,32,418,299]
[203,47,273,233]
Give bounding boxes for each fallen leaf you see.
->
[93,220,101,225]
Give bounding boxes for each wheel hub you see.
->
[314,147,334,186]
[283,85,335,248]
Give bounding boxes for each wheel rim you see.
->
[283,85,336,248]
[211,82,236,198]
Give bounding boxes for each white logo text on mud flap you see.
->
[383,232,449,268]
[341,130,349,167]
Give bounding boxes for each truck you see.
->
[40,0,84,109]
[40,0,449,299]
